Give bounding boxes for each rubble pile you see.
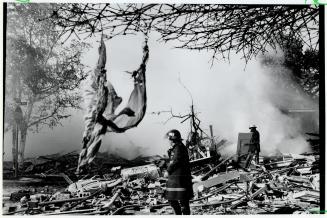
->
[2,152,321,215]
[3,152,158,182]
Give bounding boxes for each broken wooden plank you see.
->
[38,197,88,206]
[191,194,247,208]
[293,190,319,199]
[193,171,240,191]
[286,176,310,184]
[59,173,74,184]
[201,155,235,181]
[190,156,214,167]
[250,185,267,199]
[45,208,97,215]
[102,189,121,208]
[3,208,28,215]
[266,160,293,168]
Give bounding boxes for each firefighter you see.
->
[249,125,260,164]
[165,129,193,215]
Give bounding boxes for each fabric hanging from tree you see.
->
[77,35,149,174]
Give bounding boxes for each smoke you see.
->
[78,34,318,160]
[104,133,148,160]
[3,34,318,162]
[201,50,318,156]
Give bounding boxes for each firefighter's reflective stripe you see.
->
[166,187,186,191]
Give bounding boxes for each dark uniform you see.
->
[244,126,260,168]
[166,141,193,215]
[250,127,260,163]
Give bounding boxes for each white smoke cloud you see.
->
[198,51,317,156]
[100,39,318,159]
[4,34,318,161]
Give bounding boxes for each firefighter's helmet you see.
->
[166,129,183,141]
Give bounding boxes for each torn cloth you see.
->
[77,36,149,174]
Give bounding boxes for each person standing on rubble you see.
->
[164,129,193,215]
[249,125,260,163]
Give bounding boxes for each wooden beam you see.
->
[194,170,240,191]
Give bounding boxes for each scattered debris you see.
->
[2,148,320,215]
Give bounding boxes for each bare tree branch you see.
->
[50,4,318,62]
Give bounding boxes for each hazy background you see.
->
[3,31,318,161]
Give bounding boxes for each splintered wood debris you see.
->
[2,151,321,215]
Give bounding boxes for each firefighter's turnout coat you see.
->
[166,141,193,200]
[250,129,260,152]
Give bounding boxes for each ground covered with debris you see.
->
[2,151,321,215]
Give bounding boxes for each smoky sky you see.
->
[3,31,318,161]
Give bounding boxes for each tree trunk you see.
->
[18,96,35,168]
[18,126,28,168]
[12,123,19,177]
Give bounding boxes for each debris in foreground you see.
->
[2,151,321,215]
